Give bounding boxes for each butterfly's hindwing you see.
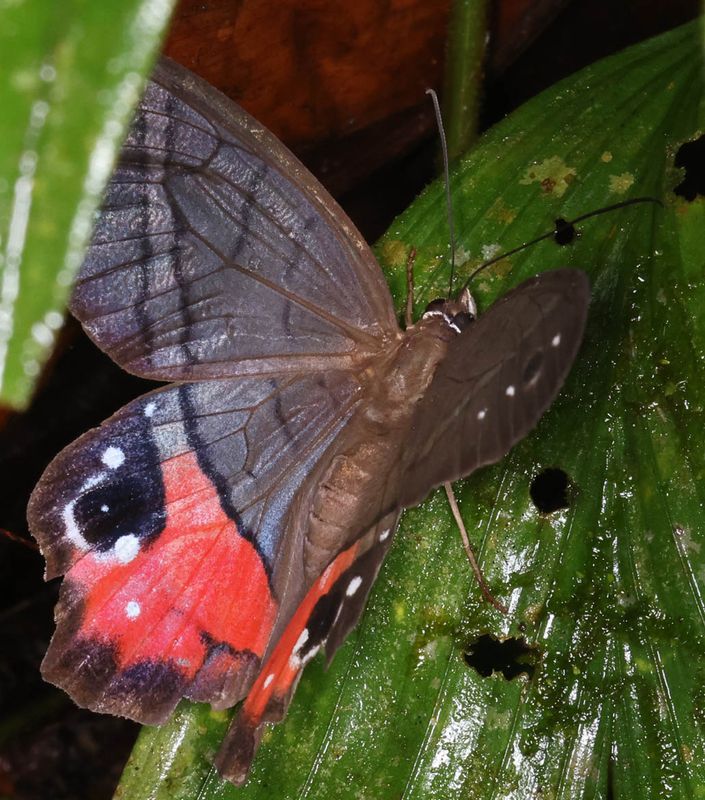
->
[28,370,363,723]
[215,510,400,785]
[400,269,590,507]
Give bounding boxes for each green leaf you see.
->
[115,20,705,800]
[0,0,176,410]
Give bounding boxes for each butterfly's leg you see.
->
[443,482,508,614]
[1,527,38,551]
[405,247,417,329]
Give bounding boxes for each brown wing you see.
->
[399,269,590,507]
[72,57,398,381]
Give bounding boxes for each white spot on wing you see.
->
[477,408,487,420]
[293,628,309,655]
[379,528,391,542]
[114,534,139,564]
[288,624,328,669]
[125,600,141,619]
[102,446,125,469]
[303,644,321,666]
[100,504,109,513]
[144,401,156,417]
[263,673,274,689]
[346,576,363,597]
[552,333,561,347]
[505,385,515,397]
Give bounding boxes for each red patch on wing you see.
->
[246,540,359,718]
[69,451,277,679]
[216,539,361,783]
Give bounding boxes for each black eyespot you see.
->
[72,410,166,552]
[674,134,705,201]
[74,472,165,551]
[553,217,577,245]
[452,312,474,331]
[464,634,539,680]
[424,298,446,314]
[523,350,543,385]
[530,468,570,514]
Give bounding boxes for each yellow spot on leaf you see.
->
[520,156,576,197]
[379,239,410,271]
[635,657,652,673]
[601,151,613,163]
[487,197,517,225]
[609,172,635,194]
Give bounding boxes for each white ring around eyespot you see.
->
[62,472,107,551]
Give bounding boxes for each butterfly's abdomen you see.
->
[305,439,392,580]
[303,324,451,578]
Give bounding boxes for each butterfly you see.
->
[27,57,589,785]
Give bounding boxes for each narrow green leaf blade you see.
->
[0,0,176,409]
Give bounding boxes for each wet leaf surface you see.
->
[114,19,705,800]
[0,0,176,409]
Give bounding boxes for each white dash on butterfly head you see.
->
[379,528,391,542]
[114,534,140,564]
[346,576,363,597]
[552,333,562,347]
[102,446,125,469]
[263,673,275,689]
[125,600,141,619]
[477,408,487,420]
[505,385,516,397]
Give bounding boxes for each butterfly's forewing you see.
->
[28,370,363,723]
[399,269,589,507]
[72,57,399,381]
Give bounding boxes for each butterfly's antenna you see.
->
[459,195,662,293]
[426,88,457,297]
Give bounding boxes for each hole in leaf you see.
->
[553,217,577,245]
[464,634,538,680]
[674,135,705,201]
[530,467,570,513]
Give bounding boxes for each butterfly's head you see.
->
[421,287,477,334]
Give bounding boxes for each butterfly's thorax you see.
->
[302,315,456,579]
[364,316,455,426]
